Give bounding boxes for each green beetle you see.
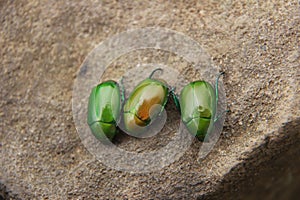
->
[87,80,123,142]
[172,72,226,141]
[123,68,169,136]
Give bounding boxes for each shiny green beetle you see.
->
[172,72,225,141]
[123,68,169,135]
[87,80,122,142]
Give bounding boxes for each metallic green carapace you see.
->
[180,81,216,140]
[87,80,121,141]
[123,69,169,135]
[172,72,225,141]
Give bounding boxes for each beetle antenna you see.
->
[149,68,163,79]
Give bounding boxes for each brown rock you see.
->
[1,0,299,199]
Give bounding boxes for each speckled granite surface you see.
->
[1,0,299,199]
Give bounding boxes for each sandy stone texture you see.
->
[0,0,299,199]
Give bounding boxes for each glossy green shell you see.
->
[123,78,169,135]
[180,81,216,141]
[87,80,121,141]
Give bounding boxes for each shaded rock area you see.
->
[1,0,299,199]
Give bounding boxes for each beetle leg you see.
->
[170,87,181,113]
[215,71,225,108]
[214,71,226,122]
[214,109,230,123]
[119,77,125,102]
[149,68,163,79]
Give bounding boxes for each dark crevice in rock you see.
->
[203,118,300,200]
[0,182,9,200]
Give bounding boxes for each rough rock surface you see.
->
[1,0,299,199]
